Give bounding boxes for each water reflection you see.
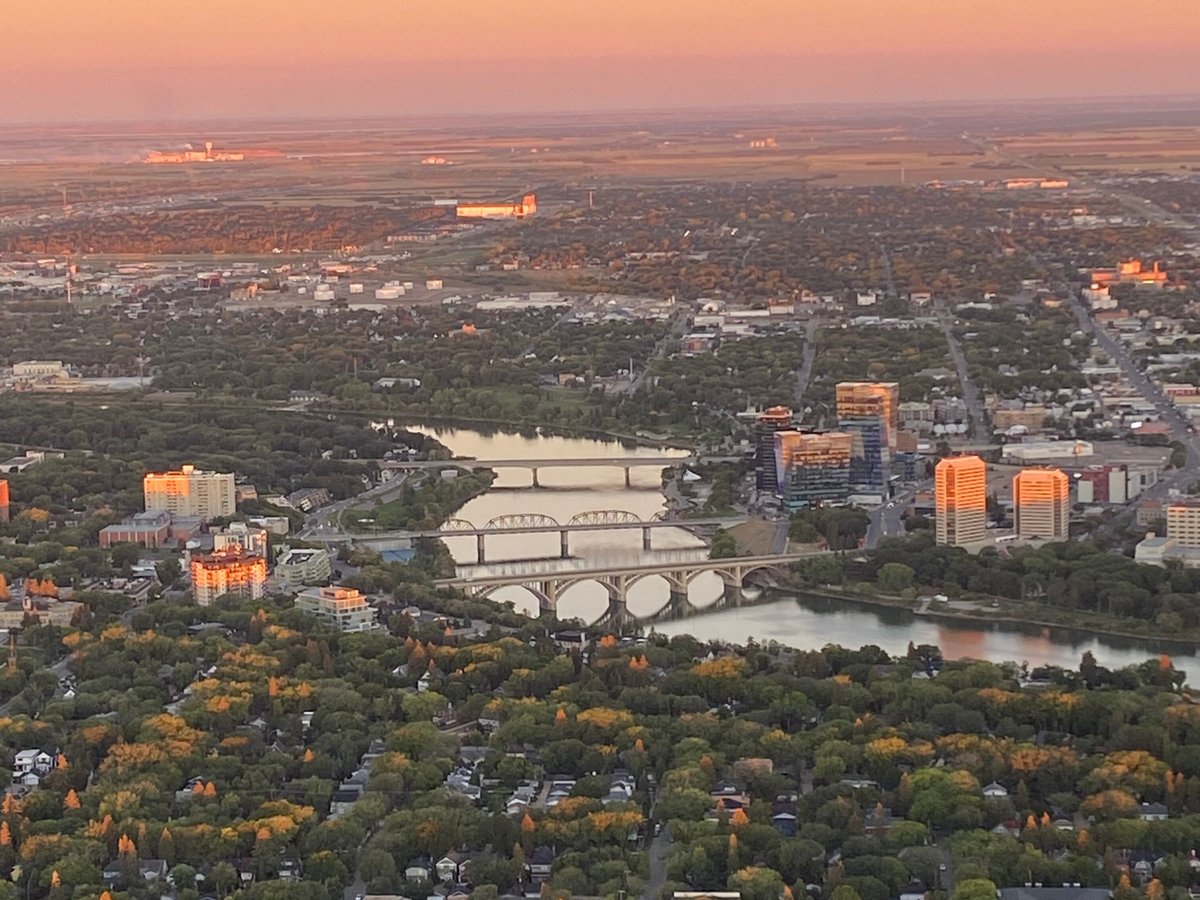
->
[401,425,712,617]
[400,424,1190,673]
[653,595,1199,672]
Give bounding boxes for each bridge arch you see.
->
[484,513,560,530]
[470,581,554,611]
[567,509,643,527]
[441,518,478,532]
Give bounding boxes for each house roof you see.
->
[998,888,1111,900]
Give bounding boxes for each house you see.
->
[998,889,1113,900]
[1139,802,1169,821]
[435,852,465,883]
[279,859,303,881]
[527,846,555,883]
[982,781,1009,798]
[771,811,797,837]
[139,860,169,881]
[406,857,432,883]
[13,749,54,776]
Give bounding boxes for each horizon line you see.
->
[5,90,1200,130]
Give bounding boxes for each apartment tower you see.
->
[1013,468,1070,541]
[935,455,988,547]
[143,465,236,520]
[1166,501,1200,547]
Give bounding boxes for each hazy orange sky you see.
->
[4,0,1199,121]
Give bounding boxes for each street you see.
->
[934,300,987,440]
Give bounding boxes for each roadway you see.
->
[1064,291,1200,531]
[865,481,926,549]
[934,300,987,440]
[312,515,744,543]
[437,550,830,588]
[792,317,820,413]
[376,456,687,470]
[297,471,411,540]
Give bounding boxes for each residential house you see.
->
[527,846,555,883]
[435,853,465,883]
[405,858,432,883]
[279,859,303,881]
[982,781,1009,799]
[1139,802,1169,821]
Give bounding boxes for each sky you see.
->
[4,0,1199,122]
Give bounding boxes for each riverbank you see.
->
[771,581,1200,648]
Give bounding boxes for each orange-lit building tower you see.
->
[1013,468,1069,541]
[836,382,900,452]
[190,548,268,606]
[935,455,987,547]
[144,465,235,520]
[755,406,794,494]
[774,431,853,509]
[0,479,8,523]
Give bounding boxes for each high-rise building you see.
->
[0,479,8,523]
[190,549,268,606]
[1166,501,1200,547]
[841,417,887,491]
[935,455,988,547]
[1013,468,1070,541]
[836,383,900,452]
[144,465,236,520]
[755,406,794,494]
[295,585,377,632]
[774,431,853,510]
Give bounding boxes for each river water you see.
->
[401,423,1197,673]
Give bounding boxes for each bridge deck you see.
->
[336,517,743,541]
[435,551,826,587]
[378,456,689,469]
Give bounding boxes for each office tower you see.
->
[774,431,853,510]
[1013,468,1070,541]
[143,465,236,520]
[935,455,987,547]
[755,406,793,494]
[841,417,887,491]
[836,382,899,452]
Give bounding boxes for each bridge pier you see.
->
[476,533,486,564]
[538,582,559,618]
[723,580,744,607]
[623,467,632,488]
[642,526,652,551]
[531,467,540,488]
[560,530,570,559]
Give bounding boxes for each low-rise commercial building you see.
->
[294,585,376,632]
[99,511,172,549]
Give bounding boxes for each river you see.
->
[401,423,1195,672]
